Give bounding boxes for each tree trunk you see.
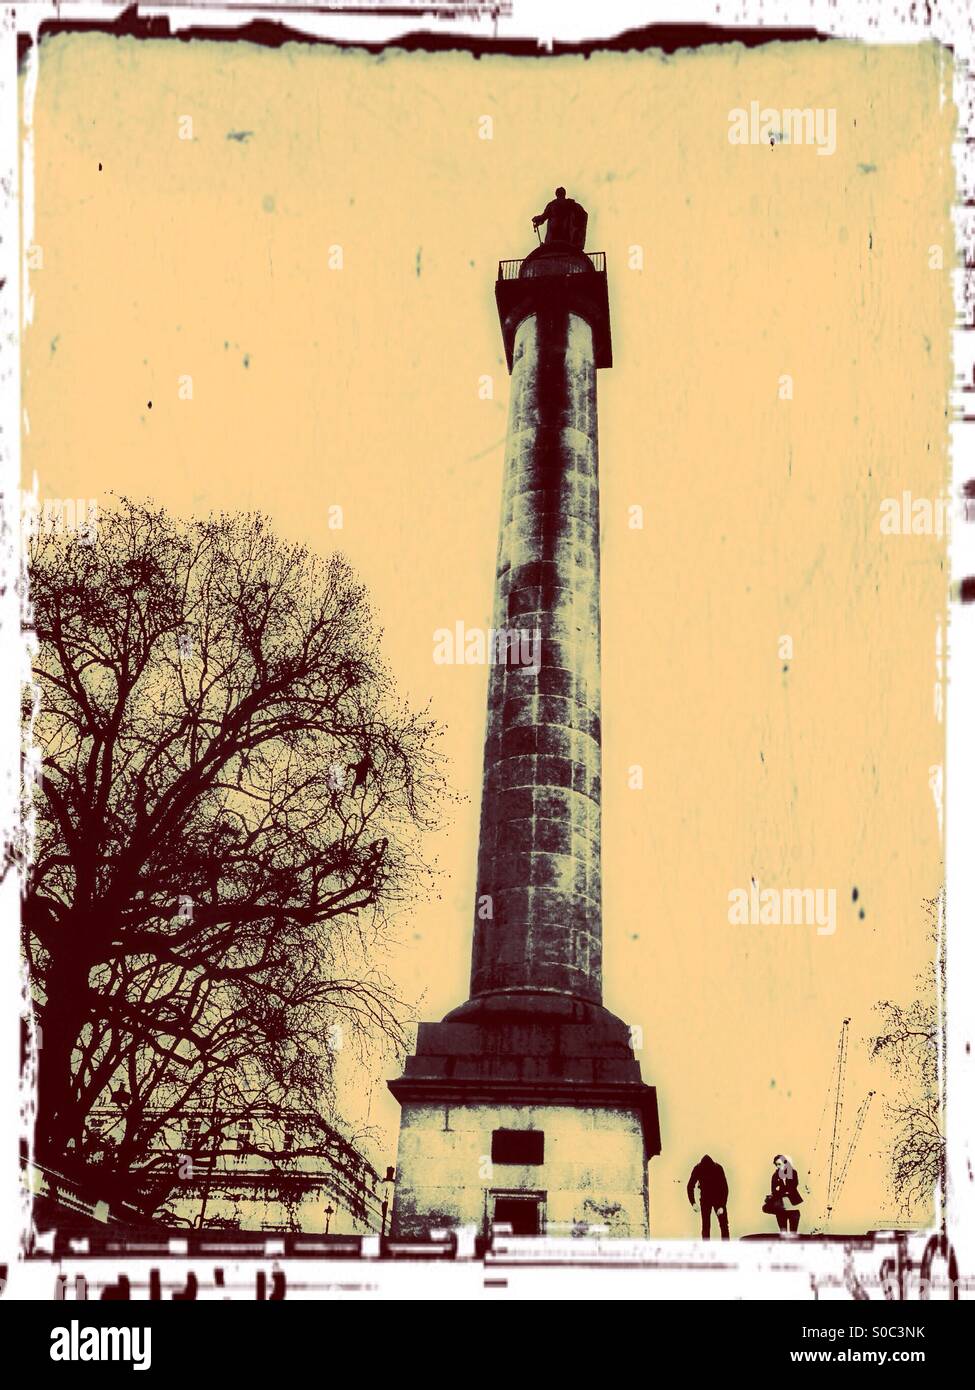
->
[35,945,97,1164]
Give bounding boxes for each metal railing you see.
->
[498,251,606,280]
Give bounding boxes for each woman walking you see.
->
[765,1154,803,1234]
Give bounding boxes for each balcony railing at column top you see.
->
[497,251,606,280]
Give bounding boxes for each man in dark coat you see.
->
[532,187,588,249]
[687,1154,731,1240]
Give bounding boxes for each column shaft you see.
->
[470,307,603,1004]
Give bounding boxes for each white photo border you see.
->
[0,0,971,1300]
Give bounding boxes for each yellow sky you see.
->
[23,32,952,1236]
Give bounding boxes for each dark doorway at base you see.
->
[492,1196,543,1236]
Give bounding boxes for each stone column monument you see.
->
[388,192,660,1240]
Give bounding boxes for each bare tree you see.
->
[22,498,447,1210]
[869,892,945,1217]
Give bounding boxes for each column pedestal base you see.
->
[387,993,660,1238]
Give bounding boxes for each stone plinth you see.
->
[392,1101,649,1240]
[388,998,660,1238]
